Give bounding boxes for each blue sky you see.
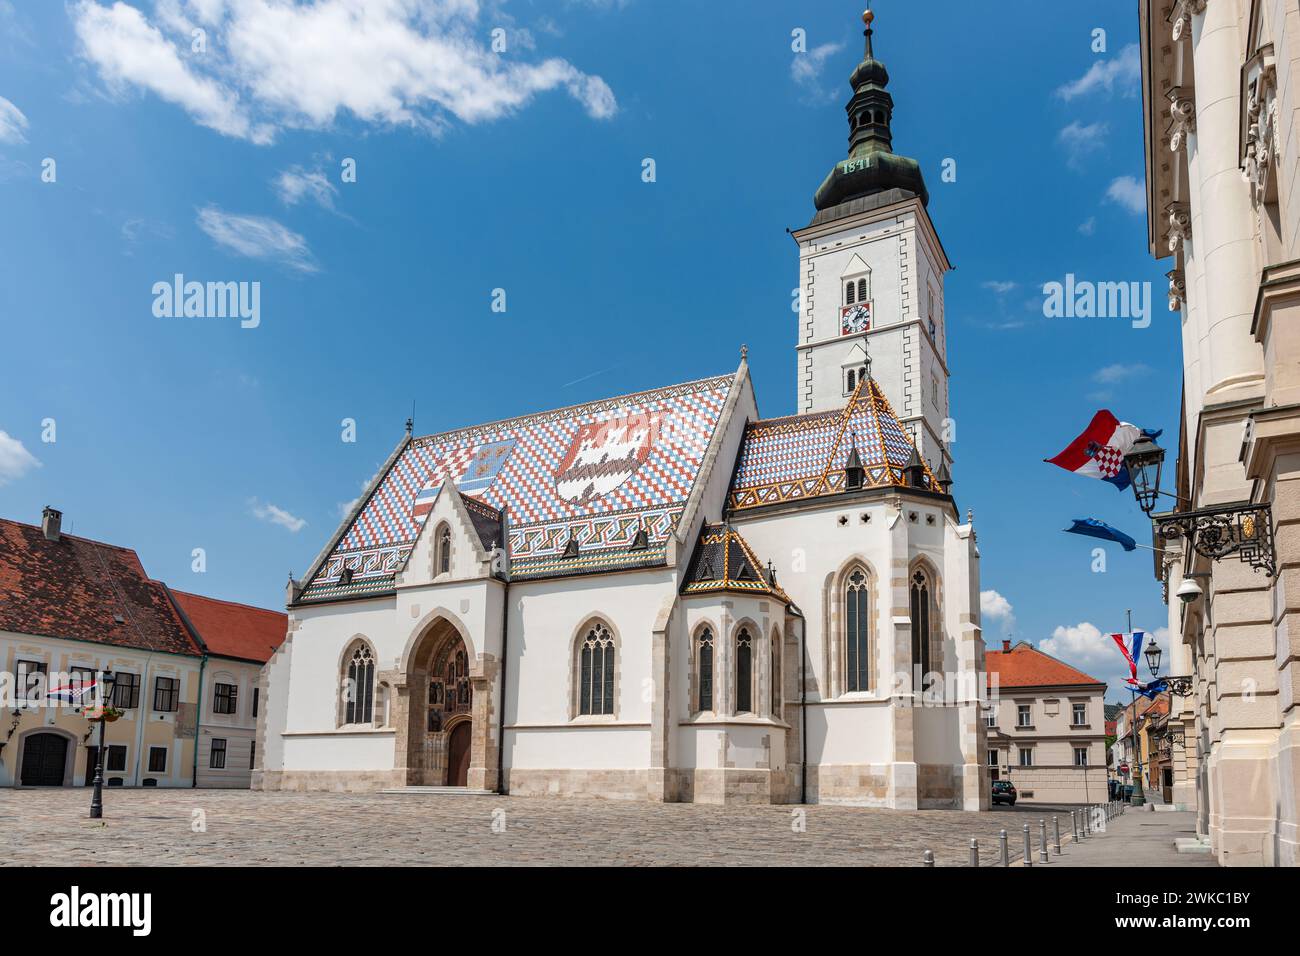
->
[0,1,1177,702]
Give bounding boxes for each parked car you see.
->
[991,780,1017,806]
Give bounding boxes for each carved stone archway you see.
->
[386,616,496,789]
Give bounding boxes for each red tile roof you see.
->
[0,518,200,657]
[169,590,287,664]
[986,641,1104,689]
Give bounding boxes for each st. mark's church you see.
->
[257,11,990,810]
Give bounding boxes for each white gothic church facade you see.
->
[256,11,990,809]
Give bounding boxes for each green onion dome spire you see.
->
[812,7,929,214]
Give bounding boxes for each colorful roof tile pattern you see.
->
[682,524,791,604]
[728,376,939,512]
[301,374,734,600]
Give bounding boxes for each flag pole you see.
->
[1127,608,1146,807]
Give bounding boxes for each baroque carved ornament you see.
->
[1168,87,1196,152]
[1171,0,1207,43]
[1242,48,1278,207]
[1166,202,1191,253]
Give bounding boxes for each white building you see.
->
[257,11,990,808]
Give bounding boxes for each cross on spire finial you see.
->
[740,344,749,363]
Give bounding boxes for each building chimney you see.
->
[42,506,62,542]
[1002,639,1011,653]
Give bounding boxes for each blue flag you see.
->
[1063,518,1137,552]
[1135,678,1168,700]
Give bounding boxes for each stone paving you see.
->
[0,789,1177,867]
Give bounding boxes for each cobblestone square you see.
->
[0,789,1125,867]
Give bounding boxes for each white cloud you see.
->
[196,205,319,273]
[274,165,337,210]
[0,430,40,486]
[1057,120,1107,169]
[980,589,1016,636]
[791,42,843,100]
[1056,44,1140,101]
[1094,362,1151,384]
[1078,216,1096,236]
[982,280,1017,294]
[1106,175,1146,215]
[250,499,306,533]
[71,0,616,144]
[0,94,28,144]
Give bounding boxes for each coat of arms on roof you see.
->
[555,411,662,506]
[412,439,517,520]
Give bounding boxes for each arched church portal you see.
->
[408,619,473,787]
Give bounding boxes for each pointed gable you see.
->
[682,524,791,603]
[299,373,736,601]
[727,376,941,512]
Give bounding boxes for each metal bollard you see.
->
[1053,816,1061,854]
[1022,824,1033,867]
[1039,819,1049,862]
[1000,828,1009,866]
[923,849,934,867]
[1084,807,1091,836]
[969,838,979,868]
[1071,809,1079,842]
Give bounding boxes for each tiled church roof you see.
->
[681,524,791,604]
[727,375,940,512]
[0,518,200,657]
[299,373,735,601]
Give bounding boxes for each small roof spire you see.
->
[740,343,749,363]
[863,6,874,58]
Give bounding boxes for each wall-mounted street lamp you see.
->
[1139,639,1195,698]
[1123,436,1276,576]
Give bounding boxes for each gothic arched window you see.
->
[846,368,857,393]
[437,524,451,575]
[845,281,856,305]
[845,567,870,692]
[910,568,933,677]
[696,627,714,712]
[735,627,754,713]
[344,642,375,725]
[771,630,782,715]
[857,277,868,301]
[578,622,615,716]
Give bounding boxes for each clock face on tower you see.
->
[841,302,872,335]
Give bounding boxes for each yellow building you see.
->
[0,509,283,788]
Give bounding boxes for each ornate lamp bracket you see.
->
[1155,502,1276,577]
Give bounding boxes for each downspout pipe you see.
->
[192,655,207,788]
[495,573,509,796]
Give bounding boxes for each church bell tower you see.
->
[792,8,952,474]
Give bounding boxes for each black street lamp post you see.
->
[88,670,116,820]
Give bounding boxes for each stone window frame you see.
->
[689,620,718,715]
[908,557,945,680]
[1018,746,1034,768]
[822,556,881,699]
[731,620,758,716]
[770,624,783,718]
[568,616,621,722]
[434,521,452,578]
[337,636,380,728]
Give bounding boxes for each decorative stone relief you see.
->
[1167,268,1186,312]
[1171,0,1206,43]
[1242,48,1277,207]
[1166,202,1191,253]
[1168,87,1196,152]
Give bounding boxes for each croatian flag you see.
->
[46,679,100,705]
[1110,630,1145,687]
[1045,410,1149,490]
